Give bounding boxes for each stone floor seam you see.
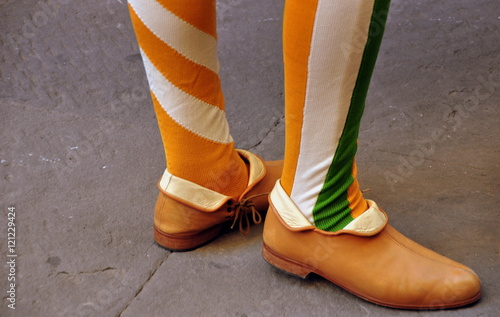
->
[116,252,171,317]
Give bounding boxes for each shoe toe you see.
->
[432,268,481,308]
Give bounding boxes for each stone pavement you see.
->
[0,0,498,316]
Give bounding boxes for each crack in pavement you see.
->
[116,251,170,317]
[53,267,116,278]
[248,115,284,150]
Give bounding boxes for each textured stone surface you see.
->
[0,0,498,316]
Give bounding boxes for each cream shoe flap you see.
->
[159,169,230,211]
[270,180,387,235]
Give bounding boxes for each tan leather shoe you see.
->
[154,149,283,251]
[262,181,481,309]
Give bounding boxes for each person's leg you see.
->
[128,0,282,251]
[280,0,377,232]
[128,0,248,197]
[264,0,481,309]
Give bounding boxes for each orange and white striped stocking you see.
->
[128,0,248,197]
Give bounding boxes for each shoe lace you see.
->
[230,193,268,235]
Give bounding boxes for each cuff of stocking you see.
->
[269,180,388,236]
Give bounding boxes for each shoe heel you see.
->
[262,242,311,279]
[154,224,223,252]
